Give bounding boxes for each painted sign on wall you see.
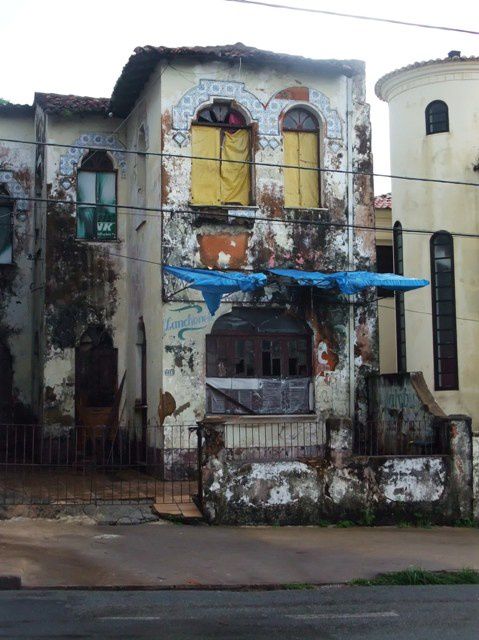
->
[163,303,211,340]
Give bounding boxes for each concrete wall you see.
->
[202,415,473,525]
[0,112,36,420]
[39,111,129,427]
[0,51,377,438]
[376,59,479,431]
[153,57,377,428]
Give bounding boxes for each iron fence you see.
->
[0,423,200,506]
[353,419,450,456]
[207,419,327,462]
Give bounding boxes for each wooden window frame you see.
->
[430,231,458,391]
[206,333,312,379]
[76,150,118,242]
[192,103,254,207]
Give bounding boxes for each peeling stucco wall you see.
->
[202,416,472,525]
[0,113,35,421]
[40,112,127,426]
[156,59,377,426]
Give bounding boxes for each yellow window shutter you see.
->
[221,129,250,205]
[298,131,319,208]
[283,131,300,207]
[191,125,221,205]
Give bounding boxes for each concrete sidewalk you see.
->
[0,518,478,588]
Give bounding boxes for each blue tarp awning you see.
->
[163,266,267,315]
[269,269,429,295]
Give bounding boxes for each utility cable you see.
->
[1,137,478,189]
[9,194,479,240]
[225,0,479,36]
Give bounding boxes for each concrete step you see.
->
[152,501,203,521]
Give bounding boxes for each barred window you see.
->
[425,101,449,135]
[430,232,458,390]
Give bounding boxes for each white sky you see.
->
[1,0,477,194]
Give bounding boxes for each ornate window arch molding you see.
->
[266,88,341,139]
[0,170,29,211]
[172,79,342,145]
[59,133,127,179]
[172,80,263,132]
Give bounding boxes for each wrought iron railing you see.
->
[353,419,450,456]
[0,423,200,506]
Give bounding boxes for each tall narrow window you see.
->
[0,186,13,264]
[77,150,117,240]
[191,103,251,206]
[425,101,449,135]
[430,232,458,390]
[393,222,407,373]
[283,107,320,208]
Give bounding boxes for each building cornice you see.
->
[375,58,479,102]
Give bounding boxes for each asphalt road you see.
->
[0,586,478,639]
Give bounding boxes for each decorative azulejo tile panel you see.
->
[172,79,343,140]
[59,133,127,178]
[0,170,29,211]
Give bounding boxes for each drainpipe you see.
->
[346,75,355,419]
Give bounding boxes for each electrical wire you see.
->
[1,136,479,189]
[225,0,479,36]
[8,193,479,240]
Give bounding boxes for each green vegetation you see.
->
[336,519,355,528]
[283,583,316,590]
[351,567,479,586]
[359,508,376,527]
[0,99,11,106]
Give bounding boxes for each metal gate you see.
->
[0,423,201,506]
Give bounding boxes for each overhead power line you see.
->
[12,193,479,240]
[225,0,479,36]
[1,137,479,189]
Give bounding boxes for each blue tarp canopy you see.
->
[163,266,268,315]
[269,269,429,295]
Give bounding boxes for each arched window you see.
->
[191,102,251,206]
[0,186,13,264]
[206,308,313,415]
[282,107,320,208]
[425,101,449,135]
[430,232,458,390]
[393,222,407,373]
[77,150,117,240]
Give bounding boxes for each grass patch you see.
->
[351,567,479,586]
[336,520,356,528]
[283,583,316,590]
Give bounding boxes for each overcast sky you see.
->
[1,0,476,194]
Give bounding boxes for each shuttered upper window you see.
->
[77,150,117,241]
[283,108,320,208]
[191,104,251,206]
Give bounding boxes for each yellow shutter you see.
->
[283,131,300,207]
[221,129,250,205]
[191,125,221,205]
[298,131,319,208]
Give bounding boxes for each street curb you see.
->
[0,575,21,590]
[19,582,347,591]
